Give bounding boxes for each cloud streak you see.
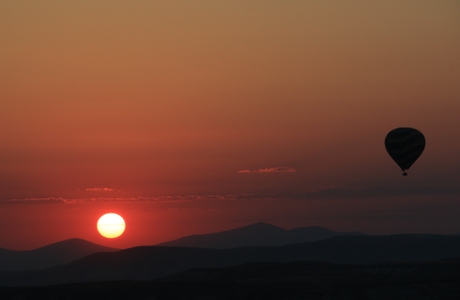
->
[86,188,116,192]
[2,193,281,205]
[238,167,296,173]
[3,186,459,205]
[295,186,460,200]
[3,196,195,205]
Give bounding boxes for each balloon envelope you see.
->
[385,127,425,175]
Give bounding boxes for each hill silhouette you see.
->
[0,238,119,271]
[156,222,365,248]
[2,234,460,286]
[0,223,362,271]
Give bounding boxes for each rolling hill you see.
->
[156,222,366,248]
[0,238,119,271]
[0,223,363,271]
[2,234,460,286]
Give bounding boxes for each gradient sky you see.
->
[1,1,459,250]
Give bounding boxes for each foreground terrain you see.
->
[1,260,460,299]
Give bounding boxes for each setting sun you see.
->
[97,213,126,239]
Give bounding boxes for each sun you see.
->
[97,213,126,238]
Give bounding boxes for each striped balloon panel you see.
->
[385,127,425,171]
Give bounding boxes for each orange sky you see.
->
[0,1,459,250]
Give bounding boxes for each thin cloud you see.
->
[4,197,70,205]
[238,167,296,173]
[295,186,460,200]
[258,167,295,173]
[221,193,282,200]
[3,196,197,205]
[2,194,281,205]
[86,188,115,192]
[3,186,459,205]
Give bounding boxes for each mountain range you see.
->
[0,223,363,271]
[2,233,460,286]
[2,223,460,289]
[156,222,366,248]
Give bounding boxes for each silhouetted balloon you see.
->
[385,127,425,176]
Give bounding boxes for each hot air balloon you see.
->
[385,127,425,176]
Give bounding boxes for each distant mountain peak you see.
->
[235,222,285,231]
[246,222,278,227]
[35,238,119,252]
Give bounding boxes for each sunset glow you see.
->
[97,213,126,239]
[0,1,459,250]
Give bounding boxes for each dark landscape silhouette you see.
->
[0,223,460,298]
[0,223,362,271]
[1,258,460,299]
[1,223,460,291]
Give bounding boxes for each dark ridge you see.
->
[157,222,366,248]
[2,234,460,286]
